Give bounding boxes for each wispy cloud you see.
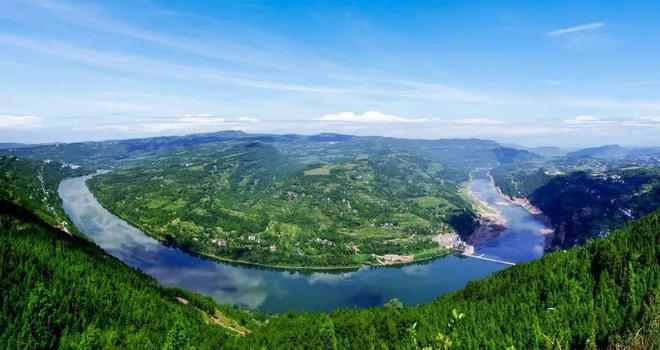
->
[392,81,527,105]
[0,32,517,106]
[566,97,660,111]
[564,115,660,127]
[451,118,504,125]
[631,115,660,123]
[24,0,302,71]
[73,114,227,133]
[564,115,606,124]
[318,111,427,123]
[0,115,43,128]
[547,22,605,37]
[237,116,261,122]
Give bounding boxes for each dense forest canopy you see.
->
[1,136,659,348]
[492,158,660,248]
[86,142,483,267]
[1,164,657,348]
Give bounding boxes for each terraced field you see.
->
[88,142,479,267]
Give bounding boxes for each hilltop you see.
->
[1,155,657,348]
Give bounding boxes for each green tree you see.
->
[319,317,338,350]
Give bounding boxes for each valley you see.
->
[2,133,659,348]
[59,167,546,312]
[79,137,497,268]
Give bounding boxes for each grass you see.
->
[304,165,332,176]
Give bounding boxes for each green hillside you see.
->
[0,200,258,349]
[1,155,657,348]
[87,142,477,267]
[0,156,85,234]
[492,164,660,248]
[228,209,659,349]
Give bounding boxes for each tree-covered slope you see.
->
[0,156,85,234]
[1,155,658,349]
[0,199,258,349]
[493,165,660,248]
[231,210,659,349]
[88,142,477,267]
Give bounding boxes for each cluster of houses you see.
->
[210,236,276,252]
[312,237,334,246]
[452,241,475,255]
[433,232,475,255]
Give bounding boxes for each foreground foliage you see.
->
[231,209,659,349]
[0,155,658,348]
[0,200,258,349]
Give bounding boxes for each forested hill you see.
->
[2,196,657,348]
[492,165,660,248]
[0,156,85,233]
[229,210,659,349]
[87,142,478,267]
[0,199,261,348]
[1,155,658,348]
[0,130,536,170]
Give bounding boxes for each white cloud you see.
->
[632,115,660,123]
[237,116,260,122]
[74,115,227,133]
[564,115,607,124]
[563,115,660,127]
[547,22,604,37]
[567,97,660,111]
[0,115,43,128]
[318,111,427,123]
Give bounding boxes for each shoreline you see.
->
[462,183,508,246]
[464,169,554,247]
[106,208,455,272]
[491,186,556,250]
[170,240,454,272]
[83,177,454,272]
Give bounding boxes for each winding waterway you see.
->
[58,171,550,313]
[468,170,549,263]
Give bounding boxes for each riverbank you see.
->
[491,186,555,249]
[186,245,454,271]
[465,169,556,252]
[463,186,508,246]
[60,173,508,313]
[86,180,453,271]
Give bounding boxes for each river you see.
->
[58,171,550,313]
[468,170,549,263]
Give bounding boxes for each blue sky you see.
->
[1,0,660,147]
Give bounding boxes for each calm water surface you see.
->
[58,171,548,313]
[468,170,549,263]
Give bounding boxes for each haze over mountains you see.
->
[2,0,660,348]
[0,132,660,349]
[4,130,659,163]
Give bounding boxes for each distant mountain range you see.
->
[499,143,567,157]
[0,143,32,150]
[566,144,660,159]
[502,142,660,159]
[4,133,659,162]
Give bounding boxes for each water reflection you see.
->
[59,173,512,313]
[468,170,550,263]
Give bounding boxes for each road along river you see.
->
[59,171,550,313]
